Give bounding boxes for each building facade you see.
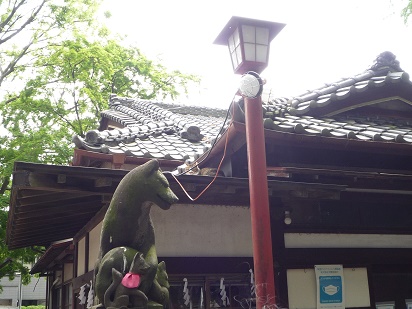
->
[6,51,412,309]
[0,275,46,308]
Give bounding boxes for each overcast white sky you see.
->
[99,0,412,107]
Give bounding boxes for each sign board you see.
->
[315,265,345,309]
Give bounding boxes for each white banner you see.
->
[315,265,344,309]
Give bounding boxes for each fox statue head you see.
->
[112,159,179,212]
[137,159,179,210]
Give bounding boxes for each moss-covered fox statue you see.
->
[93,159,178,309]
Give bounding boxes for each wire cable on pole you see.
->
[165,94,238,201]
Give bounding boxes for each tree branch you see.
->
[0,38,33,86]
[0,0,47,45]
[0,176,10,195]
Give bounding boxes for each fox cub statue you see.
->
[93,159,179,309]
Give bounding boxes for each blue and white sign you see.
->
[315,265,345,309]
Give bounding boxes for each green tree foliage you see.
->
[0,0,199,285]
[0,0,101,87]
[0,0,102,287]
[402,1,412,22]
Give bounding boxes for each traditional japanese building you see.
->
[7,51,412,309]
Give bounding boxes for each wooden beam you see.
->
[94,177,112,187]
[14,201,101,219]
[10,222,87,238]
[16,195,101,210]
[73,202,109,243]
[16,191,91,206]
[57,174,66,184]
[279,248,412,267]
[16,186,114,196]
[13,209,99,226]
[9,233,76,249]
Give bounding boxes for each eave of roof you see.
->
[199,120,412,170]
[6,163,128,250]
[30,239,73,274]
[9,150,412,252]
[7,160,353,250]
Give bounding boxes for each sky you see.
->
[99,0,412,108]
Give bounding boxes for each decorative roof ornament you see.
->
[369,51,402,73]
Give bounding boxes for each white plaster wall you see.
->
[83,204,253,268]
[0,276,46,306]
[63,263,73,282]
[151,204,253,257]
[89,221,102,271]
[287,268,370,309]
[77,237,86,275]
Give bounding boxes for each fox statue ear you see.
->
[158,261,166,271]
[141,159,160,176]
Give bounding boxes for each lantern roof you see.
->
[213,16,285,46]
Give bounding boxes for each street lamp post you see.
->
[214,16,285,309]
[17,272,22,309]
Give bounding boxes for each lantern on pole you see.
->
[214,16,285,309]
[214,16,285,75]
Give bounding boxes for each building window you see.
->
[52,287,62,309]
[62,283,73,309]
[0,299,12,306]
[22,300,39,306]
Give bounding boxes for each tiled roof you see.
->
[263,114,412,143]
[265,51,410,117]
[258,51,412,143]
[286,71,409,116]
[72,95,228,162]
[73,51,412,163]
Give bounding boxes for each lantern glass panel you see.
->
[256,27,269,45]
[228,35,235,53]
[230,50,238,69]
[235,45,242,66]
[233,28,240,48]
[228,28,242,70]
[242,25,256,43]
[244,43,256,62]
[256,45,268,63]
[228,28,240,53]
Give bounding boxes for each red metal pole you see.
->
[244,95,276,309]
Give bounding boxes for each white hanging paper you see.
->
[86,280,94,308]
[200,287,204,309]
[78,283,89,305]
[249,269,256,296]
[220,277,229,306]
[183,278,190,306]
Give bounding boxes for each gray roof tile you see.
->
[75,96,228,163]
[73,52,412,165]
[278,53,411,117]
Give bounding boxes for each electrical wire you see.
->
[165,94,238,201]
[169,94,237,177]
[33,277,40,292]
